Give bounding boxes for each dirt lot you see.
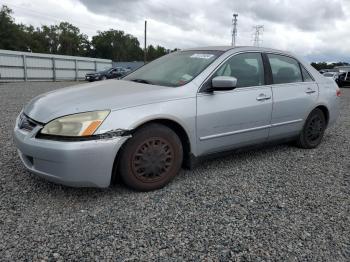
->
[0,81,349,261]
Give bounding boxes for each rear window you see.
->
[323,73,334,77]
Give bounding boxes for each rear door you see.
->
[265,53,318,139]
[196,52,273,156]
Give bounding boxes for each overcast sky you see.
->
[3,0,350,62]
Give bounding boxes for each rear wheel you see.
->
[118,124,183,191]
[296,108,326,149]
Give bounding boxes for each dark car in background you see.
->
[85,67,130,82]
[337,71,350,87]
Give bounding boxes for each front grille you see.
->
[18,113,38,132]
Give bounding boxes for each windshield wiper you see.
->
[130,79,153,85]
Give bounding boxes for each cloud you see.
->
[78,0,196,30]
[234,0,345,31]
[3,0,350,62]
[78,0,345,32]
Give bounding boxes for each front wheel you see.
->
[296,108,326,149]
[118,124,183,191]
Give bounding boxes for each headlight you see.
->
[41,111,110,137]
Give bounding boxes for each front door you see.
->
[196,52,273,156]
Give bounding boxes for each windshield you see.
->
[98,68,113,73]
[124,50,223,87]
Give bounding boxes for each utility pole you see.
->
[231,13,238,47]
[253,25,264,47]
[144,20,147,64]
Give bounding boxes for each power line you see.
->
[252,25,264,47]
[231,13,238,47]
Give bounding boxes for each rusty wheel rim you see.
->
[131,137,174,183]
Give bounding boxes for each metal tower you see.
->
[231,14,238,47]
[253,25,264,47]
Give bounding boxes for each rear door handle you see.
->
[306,88,316,94]
[256,94,271,101]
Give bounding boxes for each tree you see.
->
[147,45,167,61]
[20,24,59,54]
[0,6,27,51]
[56,22,91,56]
[311,62,350,71]
[0,4,169,61]
[92,29,143,61]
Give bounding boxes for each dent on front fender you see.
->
[96,129,133,139]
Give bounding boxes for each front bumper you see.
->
[13,118,129,188]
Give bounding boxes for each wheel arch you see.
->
[132,118,192,160]
[314,104,329,126]
[111,118,193,184]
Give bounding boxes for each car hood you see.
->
[24,80,188,123]
[86,70,108,75]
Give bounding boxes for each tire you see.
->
[118,124,183,191]
[296,108,326,149]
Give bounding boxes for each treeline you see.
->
[311,62,350,71]
[0,5,173,61]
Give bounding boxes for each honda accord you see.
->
[14,46,340,191]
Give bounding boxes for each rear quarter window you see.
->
[300,66,314,82]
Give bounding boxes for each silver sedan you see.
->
[14,46,340,191]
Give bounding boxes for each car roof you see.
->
[182,46,293,55]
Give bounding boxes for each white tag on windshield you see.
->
[190,54,214,59]
[181,74,193,81]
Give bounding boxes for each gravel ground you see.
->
[0,81,349,261]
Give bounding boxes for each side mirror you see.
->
[210,76,237,91]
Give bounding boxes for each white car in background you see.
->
[323,72,339,81]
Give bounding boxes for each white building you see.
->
[0,49,112,82]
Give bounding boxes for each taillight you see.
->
[336,88,341,97]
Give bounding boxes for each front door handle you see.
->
[306,88,316,94]
[256,94,271,101]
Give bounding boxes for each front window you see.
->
[124,50,223,87]
[213,52,265,87]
